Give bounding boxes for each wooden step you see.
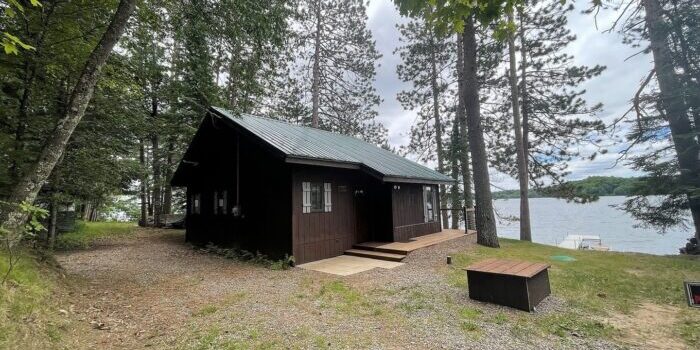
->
[344,249,406,262]
[352,243,408,255]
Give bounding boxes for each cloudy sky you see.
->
[364,0,653,190]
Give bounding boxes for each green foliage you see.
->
[200,243,294,270]
[1,0,41,55]
[55,220,137,250]
[392,0,522,34]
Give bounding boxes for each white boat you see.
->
[557,234,610,251]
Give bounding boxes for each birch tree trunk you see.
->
[462,16,499,247]
[507,12,532,241]
[643,0,700,240]
[311,0,322,128]
[0,0,137,235]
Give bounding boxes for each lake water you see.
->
[491,196,693,255]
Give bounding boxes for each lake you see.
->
[492,196,693,255]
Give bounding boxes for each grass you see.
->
[0,249,71,349]
[55,220,137,250]
[316,280,385,317]
[398,289,431,313]
[449,238,700,344]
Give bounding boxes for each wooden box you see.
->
[464,259,551,312]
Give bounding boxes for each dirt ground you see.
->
[55,228,626,349]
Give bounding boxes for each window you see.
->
[191,193,201,214]
[423,185,436,222]
[302,182,332,213]
[214,190,227,214]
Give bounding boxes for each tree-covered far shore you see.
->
[492,176,660,199]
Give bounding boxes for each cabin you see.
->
[170,107,454,264]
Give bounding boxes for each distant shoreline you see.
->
[492,176,656,200]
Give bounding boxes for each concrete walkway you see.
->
[297,255,403,276]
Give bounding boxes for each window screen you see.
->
[423,186,436,223]
[191,193,201,214]
[215,190,227,214]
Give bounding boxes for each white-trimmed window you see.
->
[423,185,436,222]
[191,193,201,214]
[303,182,331,213]
[214,190,227,214]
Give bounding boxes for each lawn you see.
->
[448,238,700,347]
[2,229,699,349]
[55,220,138,250]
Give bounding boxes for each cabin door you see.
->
[354,187,370,243]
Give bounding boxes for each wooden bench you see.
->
[464,258,551,311]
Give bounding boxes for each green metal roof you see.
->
[211,107,454,185]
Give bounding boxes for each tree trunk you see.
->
[9,2,57,183]
[450,123,461,229]
[310,0,322,128]
[11,65,34,183]
[507,11,532,242]
[163,140,174,214]
[457,33,475,228]
[643,0,700,240]
[48,201,57,250]
[0,0,137,235]
[151,95,162,227]
[462,16,499,247]
[429,32,448,228]
[139,139,148,226]
[518,5,530,193]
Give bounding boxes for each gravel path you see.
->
[56,229,622,349]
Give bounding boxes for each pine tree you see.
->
[463,14,499,247]
[488,1,605,207]
[395,18,455,227]
[505,9,531,241]
[278,0,387,143]
[605,0,700,239]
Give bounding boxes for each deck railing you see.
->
[439,206,476,233]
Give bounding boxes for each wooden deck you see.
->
[352,229,472,255]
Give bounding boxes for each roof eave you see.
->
[382,176,455,186]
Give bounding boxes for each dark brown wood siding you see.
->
[291,167,392,264]
[390,183,441,242]
[182,116,292,259]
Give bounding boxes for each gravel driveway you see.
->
[56,228,621,349]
